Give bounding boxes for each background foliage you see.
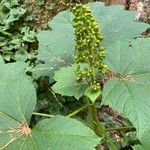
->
[0,0,150,149]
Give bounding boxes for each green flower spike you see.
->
[72,4,108,92]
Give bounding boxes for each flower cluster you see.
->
[72,4,107,92]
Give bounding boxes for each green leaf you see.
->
[133,144,148,150]
[52,65,101,102]
[52,65,89,100]
[88,3,149,46]
[31,116,101,150]
[32,61,68,83]
[36,2,149,80]
[37,23,74,63]
[0,61,36,123]
[0,62,100,149]
[0,114,100,150]
[0,56,4,63]
[85,87,101,103]
[102,38,150,148]
[0,61,36,148]
[1,0,19,8]
[6,7,26,23]
[1,116,100,150]
[36,28,74,82]
[105,38,150,85]
[133,141,150,150]
[0,113,23,149]
[21,26,36,43]
[0,116,101,150]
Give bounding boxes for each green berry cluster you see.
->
[72,4,107,92]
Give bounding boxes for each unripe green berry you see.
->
[72,4,107,93]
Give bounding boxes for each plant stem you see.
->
[67,104,89,118]
[33,103,89,119]
[95,121,118,150]
[90,104,118,150]
[106,126,135,132]
[32,112,54,118]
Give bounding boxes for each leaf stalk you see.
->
[32,112,54,118]
[67,104,89,118]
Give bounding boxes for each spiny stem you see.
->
[67,104,89,118]
[32,112,54,118]
[106,126,135,132]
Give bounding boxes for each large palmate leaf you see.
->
[0,59,100,149]
[0,58,36,148]
[0,115,100,150]
[0,114,100,150]
[34,21,74,83]
[102,38,150,149]
[31,116,101,150]
[35,2,149,82]
[0,58,36,123]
